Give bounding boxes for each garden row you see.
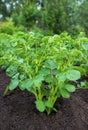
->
[0,32,88,114]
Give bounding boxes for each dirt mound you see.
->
[0,70,88,130]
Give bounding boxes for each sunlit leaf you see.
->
[44,60,57,69]
[35,100,46,112]
[9,78,19,90]
[66,69,81,81]
[60,89,70,98]
[65,84,76,92]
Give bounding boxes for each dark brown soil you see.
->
[0,70,88,130]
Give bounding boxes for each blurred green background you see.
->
[0,0,88,36]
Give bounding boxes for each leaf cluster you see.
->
[0,32,88,114]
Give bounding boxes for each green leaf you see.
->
[80,81,88,88]
[35,100,46,112]
[65,84,76,92]
[45,101,53,108]
[19,74,27,80]
[52,69,60,75]
[20,79,33,92]
[6,65,18,77]
[56,91,61,97]
[33,74,44,87]
[45,75,56,83]
[82,43,88,50]
[0,59,4,65]
[74,66,86,75]
[39,68,51,76]
[9,78,19,90]
[66,69,81,81]
[57,73,66,81]
[44,60,57,69]
[60,89,70,98]
[19,82,25,90]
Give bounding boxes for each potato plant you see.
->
[0,32,88,114]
